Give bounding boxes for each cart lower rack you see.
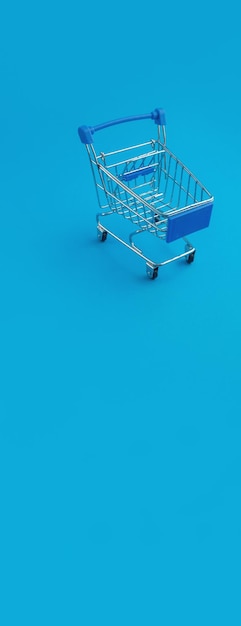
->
[78,108,214,279]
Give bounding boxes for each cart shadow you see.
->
[56,230,196,288]
[57,232,98,266]
[137,256,193,285]
[56,231,133,286]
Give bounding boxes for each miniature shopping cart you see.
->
[78,108,214,279]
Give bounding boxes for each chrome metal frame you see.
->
[85,125,214,275]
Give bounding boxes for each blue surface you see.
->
[166,202,214,242]
[1,1,241,625]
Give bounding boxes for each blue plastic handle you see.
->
[78,108,166,144]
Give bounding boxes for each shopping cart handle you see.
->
[78,108,166,144]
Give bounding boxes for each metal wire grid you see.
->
[86,140,212,242]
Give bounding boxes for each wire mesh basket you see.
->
[78,107,214,279]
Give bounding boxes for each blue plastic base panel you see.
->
[166,201,213,243]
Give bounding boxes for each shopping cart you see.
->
[78,108,214,279]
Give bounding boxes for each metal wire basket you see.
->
[78,108,214,279]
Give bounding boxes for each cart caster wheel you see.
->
[186,251,195,264]
[146,264,158,280]
[101,230,107,242]
[97,229,108,242]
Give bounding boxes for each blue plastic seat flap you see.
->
[166,202,213,243]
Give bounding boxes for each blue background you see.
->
[1,1,240,624]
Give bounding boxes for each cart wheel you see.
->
[101,230,107,242]
[146,264,159,280]
[97,229,108,242]
[186,251,195,264]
